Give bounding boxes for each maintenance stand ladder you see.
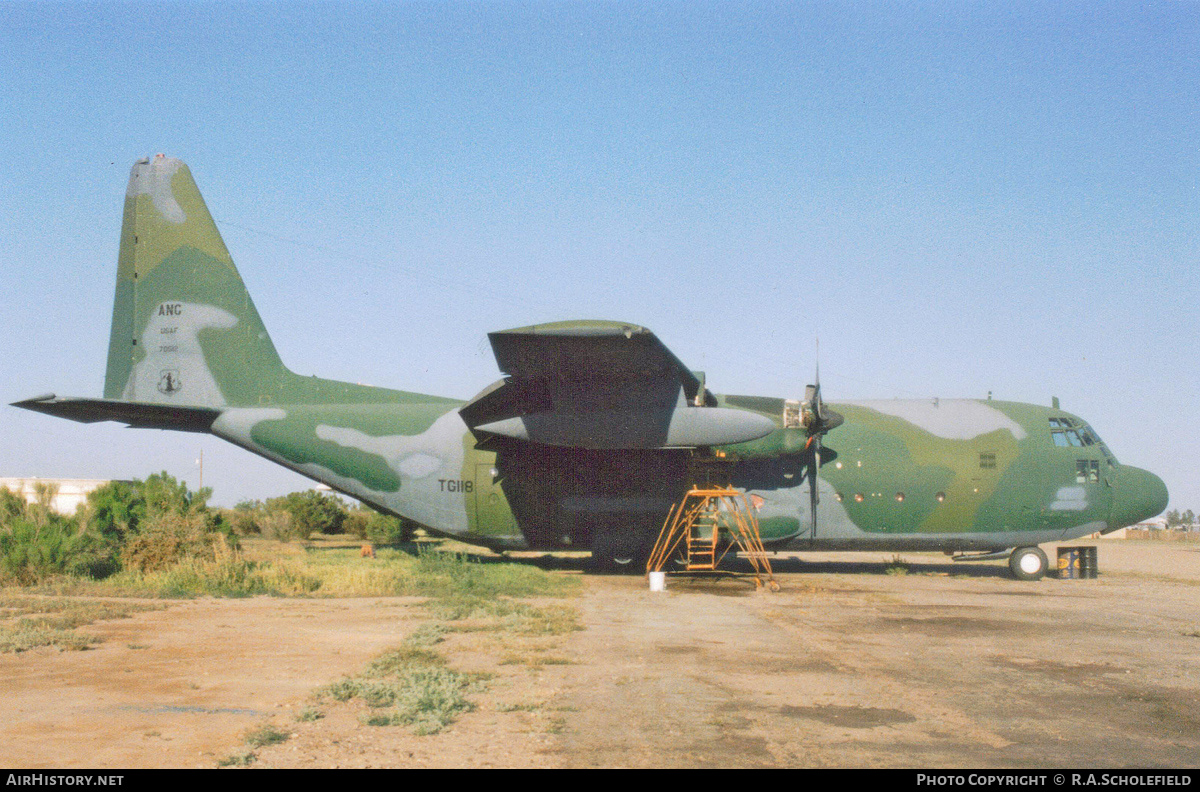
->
[646,486,779,591]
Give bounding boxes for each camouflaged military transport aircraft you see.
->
[15,156,1170,580]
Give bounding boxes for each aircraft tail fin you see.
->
[103,155,288,407]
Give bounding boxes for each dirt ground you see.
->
[2,540,1198,769]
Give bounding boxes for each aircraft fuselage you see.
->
[206,393,1166,557]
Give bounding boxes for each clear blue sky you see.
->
[1,1,1196,512]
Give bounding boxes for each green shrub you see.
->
[321,644,477,735]
[342,509,370,539]
[254,509,297,541]
[84,472,211,538]
[267,490,346,537]
[119,511,221,574]
[223,502,262,536]
[244,723,290,748]
[366,513,414,545]
[217,752,256,767]
[0,488,27,522]
[0,516,111,585]
[83,481,142,539]
[341,507,415,545]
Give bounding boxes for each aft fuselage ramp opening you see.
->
[646,486,779,591]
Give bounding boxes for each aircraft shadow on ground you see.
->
[517,552,1013,580]
[305,540,1012,580]
[769,556,1011,579]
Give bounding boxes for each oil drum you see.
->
[1078,546,1098,579]
[1057,547,1080,579]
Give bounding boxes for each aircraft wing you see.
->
[459,321,775,450]
[11,394,221,433]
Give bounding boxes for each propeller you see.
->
[802,346,843,541]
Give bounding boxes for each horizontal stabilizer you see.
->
[12,394,220,433]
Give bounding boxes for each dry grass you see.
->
[41,541,580,603]
[0,594,165,653]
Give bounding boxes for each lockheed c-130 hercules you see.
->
[15,156,1169,581]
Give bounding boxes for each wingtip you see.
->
[11,393,56,408]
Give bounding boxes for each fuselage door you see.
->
[473,463,519,538]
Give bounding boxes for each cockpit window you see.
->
[1049,417,1117,464]
[1050,417,1085,447]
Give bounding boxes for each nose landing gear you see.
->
[1008,546,1049,581]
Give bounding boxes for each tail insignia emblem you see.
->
[157,369,182,396]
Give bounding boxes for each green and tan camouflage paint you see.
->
[52,157,1166,554]
[718,396,1139,551]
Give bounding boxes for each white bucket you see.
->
[648,571,666,592]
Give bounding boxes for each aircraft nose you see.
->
[1110,466,1169,529]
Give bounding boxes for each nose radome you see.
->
[1111,466,1169,529]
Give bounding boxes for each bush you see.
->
[0,488,26,522]
[0,516,108,585]
[226,500,265,536]
[367,513,414,545]
[342,509,369,539]
[83,472,211,540]
[344,507,414,545]
[257,509,300,542]
[244,723,290,748]
[118,511,222,574]
[0,486,119,584]
[83,481,143,539]
[267,490,346,537]
[321,644,477,735]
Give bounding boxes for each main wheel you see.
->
[1008,546,1048,581]
[590,530,648,574]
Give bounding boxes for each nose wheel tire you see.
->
[1008,546,1048,581]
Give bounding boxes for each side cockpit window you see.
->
[1076,460,1100,484]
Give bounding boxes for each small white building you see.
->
[0,478,127,516]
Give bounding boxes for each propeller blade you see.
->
[810,434,821,540]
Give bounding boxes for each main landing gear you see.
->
[1008,546,1049,581]
[590,529,648,573]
